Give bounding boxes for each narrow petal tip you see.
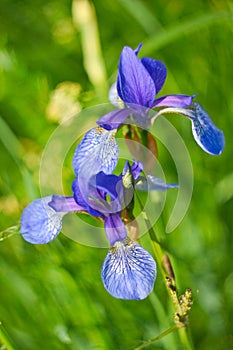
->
[20,196,63,244]
[136,175,179,192]
[191,103,225,155]
[101,238,156,300]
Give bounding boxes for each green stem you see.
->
[0,323,15,350]
[0,226,19,242]
[133,325,179,350]
[135,192,194,350]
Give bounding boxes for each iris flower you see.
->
[97,44,224,155]
[20,127,177,300]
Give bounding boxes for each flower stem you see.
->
[0,322,15,350]
[135,191,194,350]
[0,226,19,242]
[133,325,179,350]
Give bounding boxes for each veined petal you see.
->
[101,237,156,300]
[117,46,156,107]
[72,127,119,176]
[104,214,127,246]
[20,196,64,244]
[136,175,179,191]
[189,103,225,155]
[97,108,133,130]
[141,57,167,94]
[152,94,194,108]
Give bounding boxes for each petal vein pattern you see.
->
[72,127,119,177]
[101,238,156,300]
[20,196,64,244]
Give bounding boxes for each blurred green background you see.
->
[0,0,233,349]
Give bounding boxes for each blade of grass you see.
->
[72,0,108,96]
[118,0,164,35]
[0,116,38,199]
[0,322,15,350]
[143,11,232,54]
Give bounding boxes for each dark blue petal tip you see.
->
[191,103,225,155]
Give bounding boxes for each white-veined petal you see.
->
[20,196,64,244]
[72,127,119,176]
[101,238,156,300]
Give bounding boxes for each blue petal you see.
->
[104,214,127,246]
[72,177,102,217]
[117,46,156,107]
[72,127,119,176]
[136,175,179,192]
[97,108,133,130]
[101,238,156,300]
[20,196,63,244]
[190,103,225,155]
[152,94,194,108]
[134,43,143,56]
[48,195,86,212]
[141,57,167,94]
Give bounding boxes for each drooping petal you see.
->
[101,237,156,300]
[117,46,156,107]
[136,175,179,191]
[141,57,167,94]
[104,214,127,246]
[189,102,225,155]
[152,94,194,108]
[97,108,133,130]
[20,196,64,244]
[48,195,86,212]
[154,103,225,155]
[72,127,119,176]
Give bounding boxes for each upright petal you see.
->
[20,196,64,244]
[141,57,167,94]
[152,94,194,108]
[117,46,156,107]
[189,103,225,155]
[104,214,127,246]
[72,127,119,176]
[101,237,156,300]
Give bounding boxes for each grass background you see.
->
[0,0,233,349]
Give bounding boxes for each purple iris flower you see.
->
[97,44,224,155]
[20,157,177,300]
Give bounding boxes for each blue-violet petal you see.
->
[20,196,63,244]
[152,94,194,108]
[72,127,119,176]
[190,102,225,155]
[104,214,127,246]
[117,46,156,107]
[141,57,167,95]
[101,237,156,300]
[136,175,179,192]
